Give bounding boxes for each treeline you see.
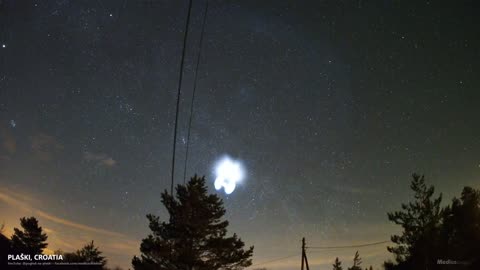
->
[1,174,479,270]
[329,174,479,270]
[383,174,479,270]
[331,251,374,270]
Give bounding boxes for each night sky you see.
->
[1,1,479,269]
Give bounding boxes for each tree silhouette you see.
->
[385,174,480,270]
[58,245,126,270]
[332,257,343,270]
[10,217,48,255]
[385,174,443,270]
[347,251,362,270]
[0,224,11,266]
[76,240,107,266]
[57,241,106,269]
[132,175,254,270]
[439,186,480,269]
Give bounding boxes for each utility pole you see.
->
[301,238,305,270]
[301,237,310,270]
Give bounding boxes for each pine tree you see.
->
[332,257,343,270]
[76,240,107,265]
[132,175,254,270]
[440,186,480,269]
[385,174,443,270]
[347,251,362,270]
[59,241,106,269]
[10,217,48,255]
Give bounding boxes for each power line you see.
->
[307,240,391,250]
[248,253,298,268]
[183,0,209,184]
[247,239,391,268]
[171,0,193,195]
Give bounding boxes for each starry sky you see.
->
[1,1,479,269]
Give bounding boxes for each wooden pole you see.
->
[305,251,310,270]
[301,237,305,270]
[302,237,310,270]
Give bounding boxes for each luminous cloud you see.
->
[214,156,245,195]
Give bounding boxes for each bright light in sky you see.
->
[214,156,245,195]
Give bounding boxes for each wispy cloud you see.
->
[84,151,117,167]
[30,133,64,161]
[36,210,124,237]
[0,188,122,237]
[0,186,139,264]
[0,189,31,211]
[0,126,16,154]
